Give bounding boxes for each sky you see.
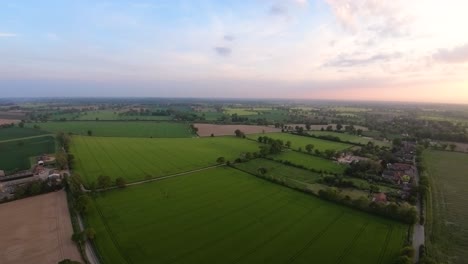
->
[1,0,468,103]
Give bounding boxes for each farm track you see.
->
[164,194,304,264]
[335,222,370,264]
[287,212,345,263]
[0,133,54,143]
[231,205,324,264]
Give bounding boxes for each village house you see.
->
[373,192,388,203]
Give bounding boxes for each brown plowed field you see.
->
[0,190,82,264]
[194,123,281,137]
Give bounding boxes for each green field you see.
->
[424,150,468,264]
[71,136,261,185]
[272,150,346,174]
[308,131,390,147]
[249,133,352,152]
[0,127,49,141]
[0,136,55,172]
[28,121,194,138]
[87,167,407,264]
[51,110,173,121]
[234,158,322,184]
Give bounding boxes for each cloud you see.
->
[269,5,288,16]
[325,0,411,37]
[214,46,231,57]
[223,35,235,41]
[0,32,17,37]
[433,43,468,63]
[325,52,402,67]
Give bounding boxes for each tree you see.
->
[336,124,343,131]
[305,123,311,131]
[18,122,24,128]
[55,150,68,170]
[326,125,333,131]
[71,232,85,245]
[305,144,315,153]
[115,177,127,188]
[449,144,456,151]
[400,246,415,258]
[216,157,226,164]
[234,129,245,138]
[75,194,91,214]
[257,167,267,175]
[97,175,112,189]
[85,228,96,240]
[87,130,92,136]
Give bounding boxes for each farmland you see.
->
[87,167,407,264]
[0,136,55,172]
[308,131,391,147]
[271,150,346,174]
[0,127,49,141]
[0,191,81,264]
[194,123,281,137]
[28,121,194,138]
[234,158,322,184]
[424,150,468,264]
[70,136,261,185]
[249,132,352,152]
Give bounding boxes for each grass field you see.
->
[28,121,194,138]
[234,158,322,184]
[248,132,352,152]
[424,150,468,264]
[87,167,407,264]
[0,136,55,172]
[0,127,49,141]
[272,150,346,174]
[224,108,257,116]
[308,131,391,147]
[71,136,261,185]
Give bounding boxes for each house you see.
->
[373,193,387,203]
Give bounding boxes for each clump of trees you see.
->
[234,129,246,138]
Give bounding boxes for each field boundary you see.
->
[0,133,55,143]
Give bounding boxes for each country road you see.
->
[412,161,425,263]
[76,215,100,264]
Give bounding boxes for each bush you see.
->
[115,177,127,188]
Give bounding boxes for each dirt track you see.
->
[0,190,82,264]
[194,123,281,137]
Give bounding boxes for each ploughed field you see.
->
[70,136,261,185]
[87,167,407,264]
[248,132,352,152]
[424,150,468,264]
[28,121,194,138]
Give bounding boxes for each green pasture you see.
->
[0,127,49,141]
[249,132,352,151]
[272,150,346,174]
[308,131,390,147]
[424,150,468,264]
[27,121,193,138]
[234,158,322,184]
[71,136,261,185]
[0,136,55,172]
[87,166,407,264]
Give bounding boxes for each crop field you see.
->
[71,136,261,184]
[87,167,407,264]
[308,131,390,147]
[272,151,346,174]
[223,107,258,115]
[0,127,49,141]
[0,136,55,172]
[234,158,322,184]
[424,150,468,264]
[249,132,352,152]
[28,121,193,138]
[194,123,281,137]
[56,110,173,121]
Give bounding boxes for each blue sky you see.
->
[1,0,468,103]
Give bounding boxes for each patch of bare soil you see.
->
[194,123,281,137]
[0,119,19,125]
[0,190,82,264]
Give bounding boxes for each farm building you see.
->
[373,192,388,203]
